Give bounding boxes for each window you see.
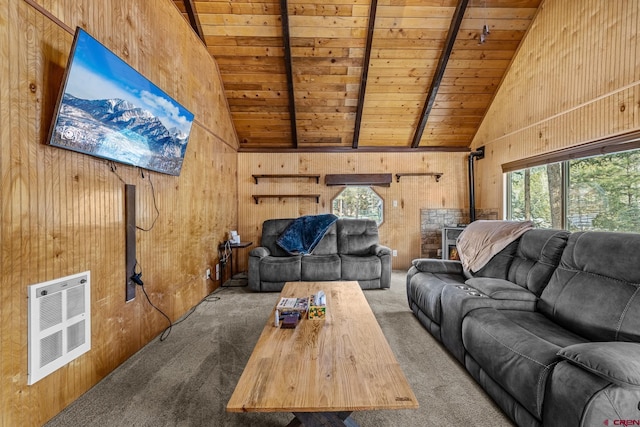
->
[507,149,640,232]
[568,150,640,231]
[331,186,383,226]
[508,163,561,228]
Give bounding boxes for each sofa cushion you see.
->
[311,223,337,255]
[259,255,301,282]
[440,283,538,364]
[507,229,569,295]
[538,231,640,342]
[472,239,520,280]
[462,308,587,419]
[301,254,341,281]
[260,219,297,257]
[340,254,381,281]
[337,219,379,255]
[465,278,537,301]
[557,342,640,388]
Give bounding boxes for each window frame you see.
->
[330,185,385,227]
[506,142,640,231]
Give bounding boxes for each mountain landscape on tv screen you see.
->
[51,93,189,175]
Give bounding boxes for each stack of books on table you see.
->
[276,297,309,315]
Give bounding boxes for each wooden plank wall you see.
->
[237,151,469,270]
[471,0,640,213]
[0,1,238,425]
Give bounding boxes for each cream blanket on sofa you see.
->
[456,220,534,273]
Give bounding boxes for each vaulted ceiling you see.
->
[173,0,542,152]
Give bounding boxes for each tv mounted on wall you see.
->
[47,27,194,176]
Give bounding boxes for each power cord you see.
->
[136,171,159,232]
[108,163,159,232]
[109,161,126,184]
[219,240,231,267]
[131,261,220,341]
[139,281,174,341]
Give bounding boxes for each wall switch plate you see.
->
[392,249,398,256]
[206,268,211,279]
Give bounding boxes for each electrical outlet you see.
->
[392,249,398,257]
[206,268,211,279]
[215,264,220,280]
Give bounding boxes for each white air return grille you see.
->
[28,271,91,385]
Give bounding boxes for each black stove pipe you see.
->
[468,147,485,223]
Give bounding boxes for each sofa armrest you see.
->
[544,358,640,427]
[371,244,391,257]
[412,258,463,275]
[249,247,271,258]
[558,342,640,388]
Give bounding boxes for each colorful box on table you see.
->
[308,294,326,319]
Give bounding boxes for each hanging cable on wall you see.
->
[479,0,490,44]
[136,169,160,232]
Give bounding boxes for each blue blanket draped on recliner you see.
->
[276,214,338,255]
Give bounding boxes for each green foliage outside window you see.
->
[332,186,383,226]
[508,149,640,232]
[509,165,554,228]
[569,151,640,231]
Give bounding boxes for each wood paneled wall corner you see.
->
[237,152,469,271]
[471,0,640,215]
[1,1,237,425]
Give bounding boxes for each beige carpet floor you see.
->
[45,271,514,427]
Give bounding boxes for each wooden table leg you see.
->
[288,411,358,427]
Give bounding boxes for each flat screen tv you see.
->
[47,27,194,176]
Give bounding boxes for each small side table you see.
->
[219,241,253,280]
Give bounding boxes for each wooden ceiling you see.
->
[173,0,542,152]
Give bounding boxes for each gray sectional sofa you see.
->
[407,228,640,427]
[248,218,391,291]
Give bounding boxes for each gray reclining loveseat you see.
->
[249,218,391,291]
[407,228,640,427]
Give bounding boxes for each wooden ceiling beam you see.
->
[411,0,470,148]
[183,0,205,44]
[280,0,298,148]
[352,0,378,149]
[238,146,470,153]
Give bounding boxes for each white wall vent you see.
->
[28,271,91,385]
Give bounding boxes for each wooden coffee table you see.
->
[226,281,418,426]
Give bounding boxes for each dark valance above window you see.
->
[325,173,393,187]
[502,129,640,173]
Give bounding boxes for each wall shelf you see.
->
[252,174,320,184]
[395,172,443,183]
[252,194,320,204]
